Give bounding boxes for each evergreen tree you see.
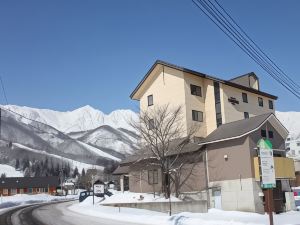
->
[1,173,6,178]
[81,168,86,177]
[15,159,20,170]
[73,167,79,178]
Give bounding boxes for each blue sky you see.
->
[0,0,299,113]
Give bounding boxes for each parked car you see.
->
[79,191,93,202]
[292,187,300,211]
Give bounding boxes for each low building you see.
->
[115,113,296,213]
[0,176,60,196]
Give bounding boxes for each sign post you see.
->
[258,139,275,225]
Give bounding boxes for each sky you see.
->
[0,0,299,113]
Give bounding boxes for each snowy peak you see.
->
[276,111,300,139]
[1,105,138,133]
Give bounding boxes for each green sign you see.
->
[257,139,276,189]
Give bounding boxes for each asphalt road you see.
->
[0,201,142,225]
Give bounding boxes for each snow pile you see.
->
[69,196,168,225]
[68,192,300,225]
[0,164,23,177]
[100,191,181,204]
[170,209,300,225]
[0,194,77,209]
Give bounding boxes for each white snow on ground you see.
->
[100,191,181,204]
[0,164,23,177]
[12,143,104,171]
[0,193,77,210]
[69,196,168,225]
[69,192,300,225]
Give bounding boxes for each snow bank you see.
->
[0,164,23,177]
[69,196,168,225]
[69,193,300,225]
[100,191,181,204]
[0,193,77,209]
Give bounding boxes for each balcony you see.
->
[254,157,296,181]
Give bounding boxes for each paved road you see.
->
[0,201,142,225]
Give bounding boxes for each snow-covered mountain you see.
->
[276,111,300,139]
[1,105,138,133]
[0,105,140,173]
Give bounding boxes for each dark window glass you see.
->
[261,129,267,137]
[214,82,220,103]
[190,84,202,97]
[148,119,154,130]
[268,100,273,110]
[268,131,274,139]
[244,112,249,119]
[258,97,263,107]
[148,169,158,185]
[242,93,248,103]
[147,95,153,106]
[192,110,203,122]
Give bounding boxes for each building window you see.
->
[190,84,202,97]
[214,82,222,127]
[292,150,295,155]
[148,169,158,185]
[261,129,267,138]
[148,119,155,130]
[28,188,33,193]
[297,142,300,147]
[268,100,273,110]
[192,110,203,122]
[286,143,290,147]
[11,188,17,195]
[244,112,249,119]
[3,189,8,195]
[258,97,263,107]
[268,131,274,139]
[242,93,248,103]
[45,188,48,193]
[287,138,291,141]
[147,95,153,106]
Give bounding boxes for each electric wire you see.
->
[191,0,300,99]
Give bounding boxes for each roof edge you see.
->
[130,60,278,100]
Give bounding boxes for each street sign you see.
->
[258,139,276,189]
[94,184,104,194]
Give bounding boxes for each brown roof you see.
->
[130,60,277,100]
[199,113,288,145]
[0,176,60,189]
[119,139,202,165]
[112,166,130,175]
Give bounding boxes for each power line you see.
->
[194,0,300,98]
[191,0,300,99]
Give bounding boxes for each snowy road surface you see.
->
[0,201,142,225]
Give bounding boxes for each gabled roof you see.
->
[0,176,60,189]
[130,60,277,100]
[199,113,289,145]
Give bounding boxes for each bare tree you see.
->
[130,104,200,200]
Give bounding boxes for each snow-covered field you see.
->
[0,193,77,210]
[68,192,300,225]
[0,164,23,177]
